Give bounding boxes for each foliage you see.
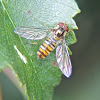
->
[0,0,80,100]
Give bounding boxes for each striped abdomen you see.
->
[37,37,56,59]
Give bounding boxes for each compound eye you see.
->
[64,26,68,32]
[58,23,64,27]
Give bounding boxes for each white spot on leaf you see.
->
[14,45,27,64]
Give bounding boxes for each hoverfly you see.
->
[14,23,72,78]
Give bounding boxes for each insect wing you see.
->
[56,40,72,78]
[14,26,50,40]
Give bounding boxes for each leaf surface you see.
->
[0,0,80,100]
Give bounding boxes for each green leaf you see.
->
[65,30,77,55]
[0,0,80,100]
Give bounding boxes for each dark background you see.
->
[0,0,100,100]
[54,0,100,100]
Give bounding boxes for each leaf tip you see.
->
[78,9,81,14]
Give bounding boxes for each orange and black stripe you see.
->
[37,37,56,59]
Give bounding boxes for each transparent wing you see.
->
[14,26,51,40]
[56,39,72,78]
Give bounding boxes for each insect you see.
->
[14,23,72,78]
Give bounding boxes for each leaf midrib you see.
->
[1,0,45,96]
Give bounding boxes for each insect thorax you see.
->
[53,27,66,40]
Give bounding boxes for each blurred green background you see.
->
[0,0,100,100]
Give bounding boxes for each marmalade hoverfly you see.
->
[14,23,72,78]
